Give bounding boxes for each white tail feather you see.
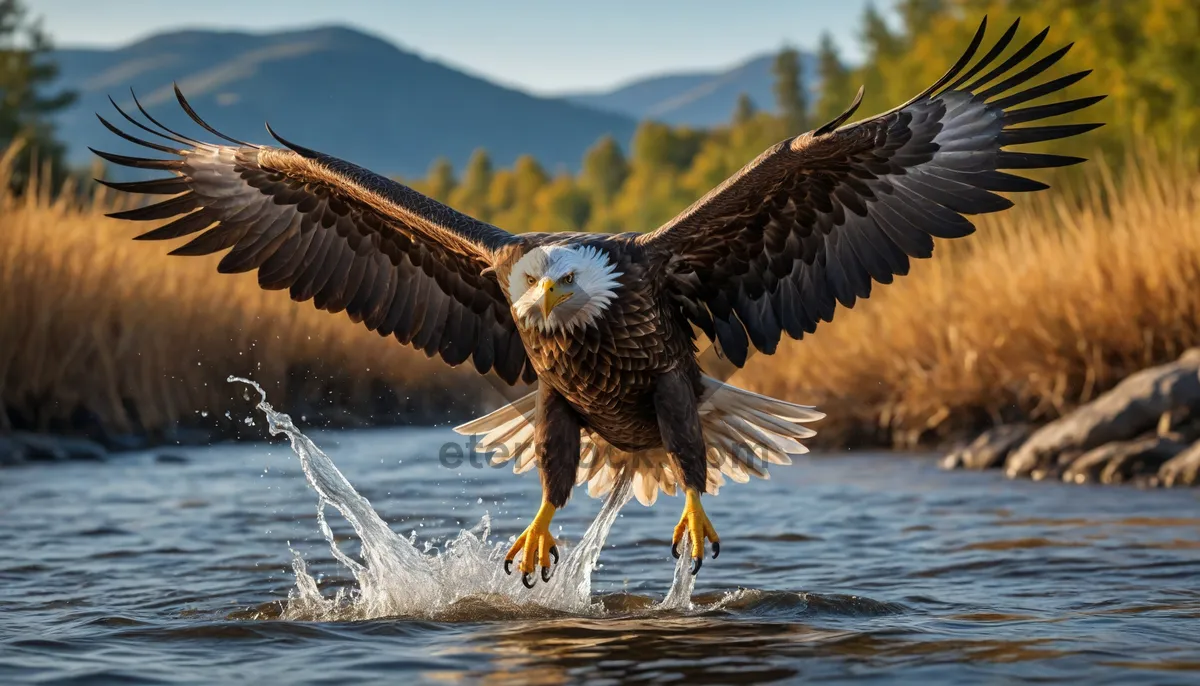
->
[454,392,536,435]
[453,375,822,506]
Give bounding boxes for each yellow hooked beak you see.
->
[536,277,571,318]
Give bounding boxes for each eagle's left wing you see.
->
[638,18,1103,366]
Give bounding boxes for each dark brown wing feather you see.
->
[639,17,1104,366]
[93,86,533,384]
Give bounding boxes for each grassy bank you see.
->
[2,145,1198,450]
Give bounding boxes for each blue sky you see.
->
[32,0,891,94]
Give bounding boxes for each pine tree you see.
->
[897,0,944,36]
[450,148,493,220]
[772,46,808,134]
[512,154,547,205]
[531,174,591,232]
[0,0,76,192]
[487,169,516,215]
[579,135,628,205]
[631,121,703,172]
[854,1,902,115]
[732,92,757,126]
[861,2,900,59]
[814,32,854,126]
[631,121,674,170]
[422,157,456,203]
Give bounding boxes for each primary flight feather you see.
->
[95,17,1102,587]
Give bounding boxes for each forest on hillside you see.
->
[4,0,1196,222]
[403,0,1198,236]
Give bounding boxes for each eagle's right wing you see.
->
[640,18,1104,366]
[94,87,535,384]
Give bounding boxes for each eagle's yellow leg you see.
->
[504,499,560,588]
[671,488,721,575]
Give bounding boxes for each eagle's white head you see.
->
[506,245,622,334]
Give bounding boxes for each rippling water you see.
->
[3,389,1200,684]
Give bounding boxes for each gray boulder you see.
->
[0,435,29,466]
[7,432,108,463]
[942,424,1032,471]
[1006,349,1200,479]
[1159,442,1200,487]
[1062,436,1186,485]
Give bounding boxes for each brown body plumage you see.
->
[95,17,1102,584]
[496,233,698,452]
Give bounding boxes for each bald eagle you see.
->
[96,18,1101,587]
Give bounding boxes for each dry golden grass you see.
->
[736,150,1200,447]
[2,143,1197,448]
[0,145,485,436]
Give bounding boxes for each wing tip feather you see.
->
[172,83,255,148]
[264,121,319,158]
[814,85,865,136]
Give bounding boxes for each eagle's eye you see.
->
[525,274,536,286]
[562,272,574,285]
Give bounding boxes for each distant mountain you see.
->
[50,26,638,178]
[564,53,818,129]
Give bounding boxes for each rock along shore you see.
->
[0,371,496,467]
[942,348,1200,487]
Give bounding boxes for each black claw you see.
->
[504,559,513,575]
[549,545,559,565]
[541,566,552,582]
[691,557,703,576]
[712,541,720,559]
[522,571,537,589]
[671,542,681,559]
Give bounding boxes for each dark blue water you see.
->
[2,421,1199,684]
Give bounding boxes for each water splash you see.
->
[229,376,695,620]
[660,538,698,610]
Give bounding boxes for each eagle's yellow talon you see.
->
[504,500,558,586]
[671,488,720,574]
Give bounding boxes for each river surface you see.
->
[3,388,1200,684]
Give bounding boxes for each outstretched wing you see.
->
[639,18,1104,366]
[94,86,535,384]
